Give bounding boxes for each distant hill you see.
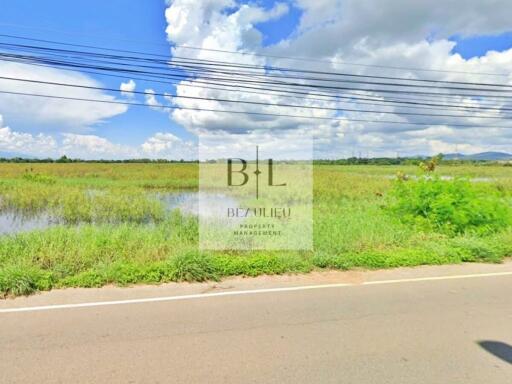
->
[443,152,512,161]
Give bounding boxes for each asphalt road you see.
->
[1,263,512,383]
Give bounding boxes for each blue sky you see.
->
[451,32,512,59]
[0,0,180,147]
[0,0,304,149]
[254,1,303,46]
[1,1,512,159]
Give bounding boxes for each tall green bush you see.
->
[388,176,512,236]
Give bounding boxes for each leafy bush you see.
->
[388,176,512,236]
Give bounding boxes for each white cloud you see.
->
[144,89,164,110]
[198,128,313,160]
[165,0,339,151]
[282,0,512,57]
[0,114,56,156]
[60,133,138,159]
[142,132,180,152]
[57,132,197,160]
[0,62,128,131]
[3,1,512,159]
[141,132,196,160]
[164,0,512,158]
[120,79,136,98]
[0,113,198,160]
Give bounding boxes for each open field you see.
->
[1,162,512,297]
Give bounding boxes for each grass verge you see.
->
[1,218,511,297]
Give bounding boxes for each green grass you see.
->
[388,176,512,235]
[0,162,511,297]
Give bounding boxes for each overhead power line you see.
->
[1,38,512,90]
[1,32,512,129]
[2,37,511,110]
[5,56,511,115]
[3,50,512,101]
[0,30,510,77]
[0,75,509,120]
[1,89,512,130]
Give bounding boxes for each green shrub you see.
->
[166,251,220,282]
[388,176,512,236]
[0,266,54,297]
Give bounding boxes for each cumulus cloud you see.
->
[198,127,313,160]
[142,132,181,152]
[0,62,128,131]
[141,132,196,159]
[165,0,341,154]
[144,89,164,110]
[164,0,512,158]
[0,114,57,156]
[0,110,197,160]
[280,0,512,58]
[47,131,197,160]
[165,0,289,52]
[60,133,138,159]
[120,79,136,98]
[4,1,512,159]
[58,132,197,160]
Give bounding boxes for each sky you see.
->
[0,0,512,159]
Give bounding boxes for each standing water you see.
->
[0,212,59,236]
[158,191,239,218]
[0,192,238,236]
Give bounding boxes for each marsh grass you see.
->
[0,184,165,224]
[0,163,511,297]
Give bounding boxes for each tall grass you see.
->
[0,163,511,297]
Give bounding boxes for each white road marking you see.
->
[1,271,512,314]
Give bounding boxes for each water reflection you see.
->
[0,192,238,236]
[0,212,59,236]
[158,191,238,219]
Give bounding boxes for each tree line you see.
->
[0,154,508,165]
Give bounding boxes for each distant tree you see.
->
[56,155,70,163]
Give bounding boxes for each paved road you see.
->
[1,263,512,383]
